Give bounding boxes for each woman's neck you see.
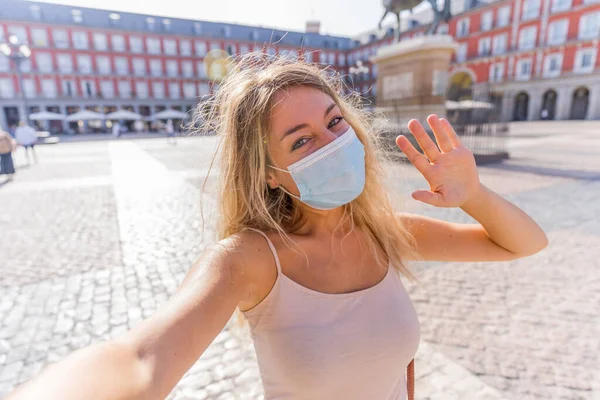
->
[293,205,353,237]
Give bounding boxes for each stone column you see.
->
[502,91,514,122]
[60,104,69,133]
[555,86,571,120]
[528,88,543,121]
[586,83,600,120]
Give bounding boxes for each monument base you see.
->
[371,35,457,129]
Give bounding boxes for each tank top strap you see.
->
[244,228,283,275]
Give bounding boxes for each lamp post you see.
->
[0,35,32,125]
[349,60,370,92]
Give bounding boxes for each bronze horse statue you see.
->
[379,0,453,42]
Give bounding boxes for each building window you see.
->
[196,62,206,78]
[30,5,42,21]
[169,82,180,99]
[146,17,156,31]
[57,54,73,73]
[456,42,467,62]
[519,26,537,50]
[457,17,470,37]
[133,58,146,76]
[36,53,53,73]
[166,60,178,77]
[31,28,48,47]
[522,0,541,21]
[184,82,196,99]
[82,80,95,98]
[115,57,128,76]
[579,11,600,40]
[100,80,114,98]
[481,11,493,32]
[72,31,89,50]
[150,59,162,77]
[109,13,121,27]
[516,58,532,80]
[222,26,231,38]
[135,81,148,99]
[543,53,563,77]
[162,19,171,32]
[198,83,210,96]
[180,40,192,56]
[164,39,177,55]
[195,41,207,56]
[226,44,235,55]
[547,19,568,45]
[0,55,8,73]
[339,53,346,66]
[478,37,491,56]
[489,63,505,82]
[62,80,75,97]
[93,33,107,51]
[551,0,572,13]
[152,82,165,99]
[250,30,259,41]
[497,6,511,27]
[574,48,597,73]
[239,44,249,54]
[9,26,28,44]
[147,38,161,55]
[112,35,126,52]
[193,22,202,35]
[77,55,92,74]
[118,80,131,98]
[0,79,14,98]
[130,37,143,53]
[493,33,507,55]
[437,24,449,35]
[71,9,83,24]
[210,42,221,51]
[182,61,193,77]
[328,52,336,65]
[96,56,111,75]
[41,79,57,98]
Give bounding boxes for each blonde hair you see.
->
[196,52,418,323]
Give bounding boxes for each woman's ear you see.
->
[266,170,279,189]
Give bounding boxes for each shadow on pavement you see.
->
[488,161,600,181]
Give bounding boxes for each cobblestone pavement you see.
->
[0,124,599,399]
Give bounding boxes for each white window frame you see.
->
[135,81,148,99]
[574,48,597,74]
[478,37,492,56]
[81,80,96,98]
[152,81,165,99]
[36,52,53,73]
[183,82,196,99]
[164,39,177,56]
[166,60,178,77]
[150,59,162,77]
[133,58,146,76]
[522,0,541,21]
[168,82,180,99]
[196,62,206,78]
[0,78,15,99]
[93,33,107,51]
[62,79,76,97]
[53,29,69,48]
[519,26,538,50]
[182,61,193,78]
[112,35,126,52]
[551,0,572,13]
[481,11,493,32]
[77,55,92,74]
[31,28,48,47]
[456,42,468,62]
[115,57,129,76]
[8,26,28,45]
[457,18,470,38]
[96,56,111,75]
[57,54,73,74]
[198,83,209,96]
[130,37,143,53]
[493,34,507,55]
[195,41,207,57]
[118,80,131,99]
[516,58,533,80]
[180,40,192,56]
[543,53,563,77]
[578,11,600,40]
[72,31,88,50]
[100,80,114,99]
[23,78,36,98]
[497,6,511,27]
[489,63,505,83]
[547,19,568,45]
[146,38,161,55]
[41,79,57,98]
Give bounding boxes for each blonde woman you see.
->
[7,55,547,400]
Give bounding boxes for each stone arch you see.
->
[513,91,529,121]
[570,86,589,120]
[541,89,558,120]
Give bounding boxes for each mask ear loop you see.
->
[267,165,301,201]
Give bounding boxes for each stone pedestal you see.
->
[372,35,457,129]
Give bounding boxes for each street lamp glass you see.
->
[0,43,11,56]
[19,45,31,58]
[9,35,19,45]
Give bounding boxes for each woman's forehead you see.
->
[270,87,334,124]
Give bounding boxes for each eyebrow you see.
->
[279,103,338,142]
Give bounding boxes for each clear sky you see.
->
[35,0,425,37]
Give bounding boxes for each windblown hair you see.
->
[196,51,418,293]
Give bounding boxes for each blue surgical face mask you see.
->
[269,126,366,210]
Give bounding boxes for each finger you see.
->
[396,135,431,173]
[412,190,445,207]
[407,119,440,162]
[427,114,453,152]
[440,118,463,147]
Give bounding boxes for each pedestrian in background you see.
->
[15,121,38,165]
[6,54,548,400]
[112,121,122,138]
[0,129,16,181]
[165,119,176,145]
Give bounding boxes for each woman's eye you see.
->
[328,116,343,129]
[292,138,309,151]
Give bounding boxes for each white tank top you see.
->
[241,230,421,400]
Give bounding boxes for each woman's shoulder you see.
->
[221,230,280,311]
